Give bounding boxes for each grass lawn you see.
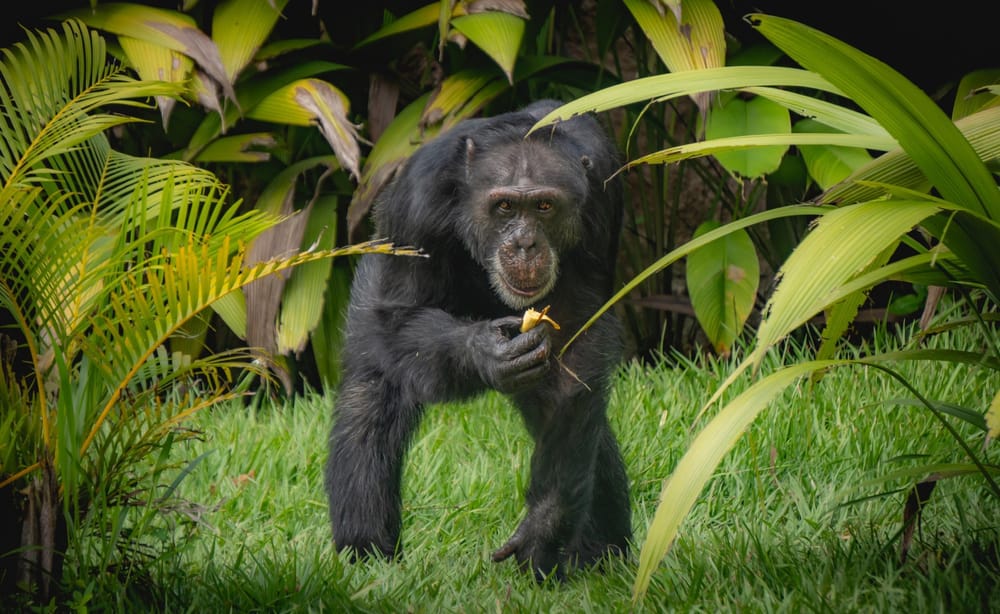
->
[80,327,998,611]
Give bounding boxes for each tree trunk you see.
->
[1,460,66,602]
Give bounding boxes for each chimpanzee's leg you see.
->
[493,384,630,580]
[325,376,424,559]
[566,420,631,565]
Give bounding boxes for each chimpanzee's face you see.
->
[460,139,588,309]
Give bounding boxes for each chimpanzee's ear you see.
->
[580,155,593,170]
[465,138,476,181]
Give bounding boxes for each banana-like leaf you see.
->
[183,60,348,159]
[118,35,192,128]
[247,78,360,179]
[244,156,340,359]
[812,242,893,365]
[421,69,502,126]
[354,2,440,48]
[623,0,725,113]
[348,71,507,238]
[311,263,353,388]
[62,3,236,104]
[347,91,435,237]
[686,221,759,356]
[705,95,789,177]
[212,0,289,81]
[277,195,340,355]
[451,12,525,84]
[193,132,276,162]
[255,38,327,62]
[211,290,247,340]
[633,359,843,601]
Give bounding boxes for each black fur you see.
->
[325,100,630,580]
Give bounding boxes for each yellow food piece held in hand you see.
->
[520,305,560,333]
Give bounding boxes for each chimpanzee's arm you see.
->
[342,258,554,405]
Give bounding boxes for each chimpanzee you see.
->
[324,100,630,581]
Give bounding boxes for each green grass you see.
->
[75,325,998,611]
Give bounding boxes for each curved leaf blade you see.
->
[751,13,1000,220]
[529,66,841,133]
[633,359,844,600]
[624,0,724,72]
[754,200,941,362]
[451,12,525,84]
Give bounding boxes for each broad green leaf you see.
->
[529,66,841,134]
[794,118,873,190]
[62,2,235,103]
[686,221,759,356]
[451,12,525,84]
[255,156,340,217]
[754,200,940,363]
[349,71,506,236]
[951,69,1000,121]
[312,262,353,388]
[118,35,192,128]
[623,0,725,113]
[211,290,247,339]
[248,79,360,179]
[183,60,348,159]
[705,95,790,177]
[633,359,843,601]
[354,2,439,48]
[348,92,435,235]
[277,195,340,355]
[212,0,289,81]
[244,156,339,358]
[436,0,451,59]
[560,204,830,355]
[255,38,327,62]
[193,133,276,163]
[421,69,501,126]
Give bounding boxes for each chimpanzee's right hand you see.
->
[470,316,552,393]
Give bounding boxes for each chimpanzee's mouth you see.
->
[504,280,542,297]
[491,256,559,309]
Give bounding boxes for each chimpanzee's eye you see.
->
[537,201,552,212]
[496,201,512,212]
